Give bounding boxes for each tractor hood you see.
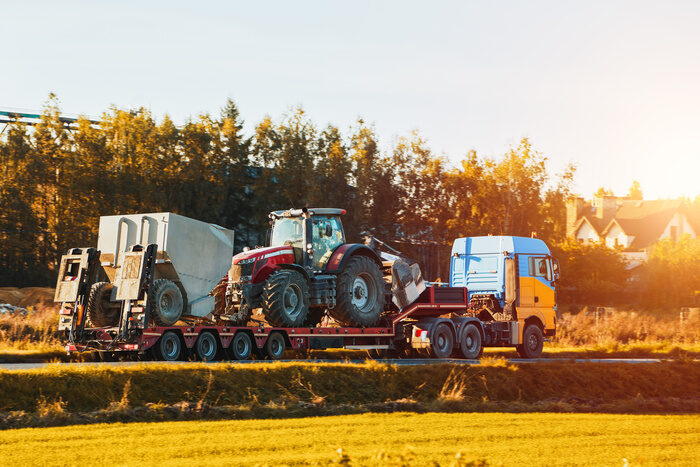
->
[232,245,293,264]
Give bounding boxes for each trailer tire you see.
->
[265,332,286,360]
[459,323,483,359]
[517,324,544,359]
[229,332,253,360]
[86,282,119,327]
[156,331,182,361]
[195,331,219,361]
[150,279,184,326]
[262,270,309,327]
[428,323,454,359]
[332,256,384,327]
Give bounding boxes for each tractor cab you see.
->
[269,208,346,270]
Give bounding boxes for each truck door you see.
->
[520,255,555,308]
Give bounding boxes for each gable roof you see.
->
[600,200,683,250]
[572,215,605,236]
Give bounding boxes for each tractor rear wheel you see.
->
[332,256,384,327]
[86,282,119,327]
[261,270,310,327]
[150,279,184,326]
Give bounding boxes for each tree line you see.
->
[1,95,697,308]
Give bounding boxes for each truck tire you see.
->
[265,332,286,360]
[229,332,253,360]
[156,331,182,361]
[195,331,219,361]
[332,256,384,327]
[517,324,544,358]
[150,279,184,326]
[428,323,454,359]
[86,282,119,327]
[261,270,309,327]
[459,323,483,359]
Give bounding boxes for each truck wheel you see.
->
[195,331,219,361]
[157,331,182,361]
[265,332,286,360]
[262,270,309,327]
[517,324,544,358]
[230,332,253,360]
[460,323,483,359]
[332,256,384,327]
[150,279,184,326]
[428,323,454,359]
[86,282,119,327]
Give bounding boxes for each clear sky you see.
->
[2,1,699,200]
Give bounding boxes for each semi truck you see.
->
[55,209,558,360]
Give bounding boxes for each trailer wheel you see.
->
[230,332,253,360]
[86,282,119,327]
[428,323,454,359]
[157,331,182,361]
[262,270,310,327]
[517,324,544,359]
[332,256,384,326]
[150,279,184,326]
[459,323,483,359]
[265,332,286,360]
[195,331,219,362]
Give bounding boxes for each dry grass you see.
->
[1,412,699,466]
[557,309,700,346]
[1,360,698,414]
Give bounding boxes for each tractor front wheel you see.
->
[332,256,384,327]
[150,279,184,326]
[262,270,310,327]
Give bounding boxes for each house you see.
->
[566,195,697,262]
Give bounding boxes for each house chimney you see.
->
[595,195,618,223]
[566,197,584,238]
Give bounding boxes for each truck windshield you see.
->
[270,217,303,247]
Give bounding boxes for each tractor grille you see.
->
[230,261,254,282]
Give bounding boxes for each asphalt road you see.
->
[0,357,669,371]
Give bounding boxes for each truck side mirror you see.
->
[552,258,560,280]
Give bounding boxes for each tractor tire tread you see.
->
[331,256,384,327]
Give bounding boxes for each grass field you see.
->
[1,412,698,466]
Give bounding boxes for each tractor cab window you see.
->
[529,256,552,281]
[311,216,344,269]
[270,217,304,248]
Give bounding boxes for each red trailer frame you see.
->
[65,286,489,360]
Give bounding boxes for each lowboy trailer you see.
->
[65,286,489,360]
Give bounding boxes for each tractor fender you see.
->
[450,316,485,344]
[412,317,456,343]
[325,244,382,272]
[277,263,311,282]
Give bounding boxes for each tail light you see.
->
[123,344,139,350]
[59,306,72,316]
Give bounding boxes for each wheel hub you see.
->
[283,284,302,318]
[351,276,370,310]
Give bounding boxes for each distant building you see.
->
[566,195,697,267]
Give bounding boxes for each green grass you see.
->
[1,412,698,466]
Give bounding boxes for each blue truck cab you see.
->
[449,236,559,356]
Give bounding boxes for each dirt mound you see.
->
[0,288,25,306]
[18,287,56,308]
[0,287,56,310]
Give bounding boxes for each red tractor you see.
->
[214,208,388,327]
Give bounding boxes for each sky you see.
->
[2,0,699,200]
